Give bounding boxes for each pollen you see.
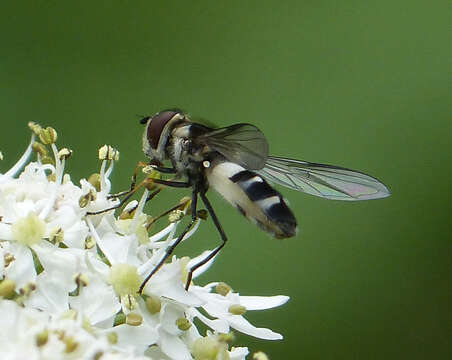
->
[38,126,58,145]
[126,312,143,326]
[63,336,78,353]
[146,295,162,314]
[169,209,184,223]
[87,173,101,192]
[109,264,141,296]
[58,148,72,160]
[28,121,42,135]
[228,304,247,315]
[12,212,46,246]
[215,282,232,296]
[176,317,192,331]
[49,227,64,244]
[35,330,49,347]
[98,145,119,161]
[31,142,48,157]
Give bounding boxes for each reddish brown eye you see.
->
[147,110,181,149]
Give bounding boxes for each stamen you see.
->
[181,218,201,242]
[0,134,35,182]
[147,222,177,244]
[99,159,108,193]
[129,188,149,233]
[39,143,65,220]
[104,159,115,179]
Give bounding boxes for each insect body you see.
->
[205,160,297,238]
[139,109,390,291]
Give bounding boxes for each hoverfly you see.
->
[138,109,390,292]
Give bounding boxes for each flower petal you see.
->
[229,346,250,360]
[69,275,121,326]
[234,295,289,310]
[111,323,158,353]
[4,243,36,289]
[158,329,192,360]
[227,315,283,340]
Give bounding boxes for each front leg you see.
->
[107,161,148,200]
[151,165,177,174]
[148,159,177,174]
[139,185,199,294]
[152,178,190,188]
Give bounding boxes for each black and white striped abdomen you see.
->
[205,161,298,238]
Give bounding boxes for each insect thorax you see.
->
[167,124,211,182]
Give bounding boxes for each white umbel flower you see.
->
[0,124,290,359]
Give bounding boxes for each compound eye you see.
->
[146,110,182,149]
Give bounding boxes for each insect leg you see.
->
[86,188,161,216]
[117,188,163,218]
[108,161,148,200]
[184,191,227,290]
[147,159,177,174]
[139,186,199,294]
[146,197,191,231]
[151,165,178,174]
[152,179,191,188]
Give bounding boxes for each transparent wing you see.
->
[257,156,390,200]
[199,123,269,170]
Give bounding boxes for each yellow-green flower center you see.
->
[109,264,141,295]
[12,212,46,246]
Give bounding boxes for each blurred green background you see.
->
[0,1,450,359]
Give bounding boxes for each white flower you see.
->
[0,299,149,360]
[0,124,290,359]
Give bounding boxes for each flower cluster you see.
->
[0,123,288,360]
